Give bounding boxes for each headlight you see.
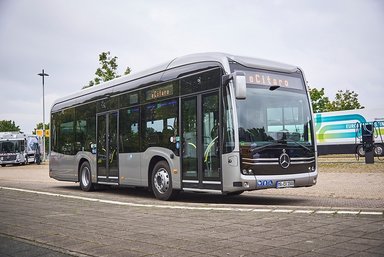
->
[242,168,254,175]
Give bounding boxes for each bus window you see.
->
[223,85,235,153]
[202,93,219,179]
[75,103,96,152]
[120,107,140,152]
[142,99,178,151]
[56,109,75,155]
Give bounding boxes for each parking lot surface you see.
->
[0,162,383,256]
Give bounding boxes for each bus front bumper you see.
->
[231,171,318,191]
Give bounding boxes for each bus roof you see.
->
[51,52,299,112]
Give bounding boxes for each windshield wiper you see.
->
[249,141,284,151]
[285,139,314,153]
[248,139,314,153]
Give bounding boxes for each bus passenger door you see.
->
[96,111,119,184]
[181,92,221,190]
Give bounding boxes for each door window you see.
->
[181,98,198,180]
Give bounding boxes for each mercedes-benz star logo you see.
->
[279,149,290,169]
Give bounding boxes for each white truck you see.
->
[0,132,42,166]
[314,108,384,156]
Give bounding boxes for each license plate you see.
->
[276,180,295,188]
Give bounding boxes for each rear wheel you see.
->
[80,161,94,192]
[151,161,178,201]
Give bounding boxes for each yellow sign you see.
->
[36,129,43,137]
[36,129,50,137]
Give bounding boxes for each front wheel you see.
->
[80,161,94,192]
[151,161,178,201]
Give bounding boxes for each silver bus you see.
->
[50,53,317,200]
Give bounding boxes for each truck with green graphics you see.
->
[315,108,384,156]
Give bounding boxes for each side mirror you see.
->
[222,71,247,99]
[233,71,246,100]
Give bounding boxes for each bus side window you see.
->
[142,99,178,151]
[120,107,140,153]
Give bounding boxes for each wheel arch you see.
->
[148,156,167,190]
[78,157,90,182]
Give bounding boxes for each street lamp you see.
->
[38,69,49,162]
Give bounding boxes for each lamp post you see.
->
[38,69,49,162]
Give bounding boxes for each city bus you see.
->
[49,52,317,200]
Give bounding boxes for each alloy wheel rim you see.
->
[154,168,169,194]
[82,167,90,187]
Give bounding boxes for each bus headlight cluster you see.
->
[242,168,254,175]
[308,166,315,172]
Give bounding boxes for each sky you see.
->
[0,0,383,134]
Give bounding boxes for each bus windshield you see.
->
[236,81,314,150]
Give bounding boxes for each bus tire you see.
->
[80,161,94,192]
[151,161,178,201]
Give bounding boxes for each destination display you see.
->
[146,84,174,101]
[242,70,304,90]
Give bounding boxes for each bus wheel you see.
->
[80,161,94,192]
[151,161,178,201]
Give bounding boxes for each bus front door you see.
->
[96,111,119,185]
[181,92,221,190]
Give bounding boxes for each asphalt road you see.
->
[0,163,383,257]
[0,163,383,210]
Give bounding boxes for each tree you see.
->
[34,122,50,131]
[309,87,331,113]
[328,90,364,111]
[309,88,364,113]
[0,120,20,132]
[84,51,131,89]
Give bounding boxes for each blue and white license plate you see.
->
[276,180,295,188]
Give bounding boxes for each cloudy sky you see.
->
[0,0,383,133]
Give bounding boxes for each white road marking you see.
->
[272,209,294,213]
[337,211,360,215]
[1,186,383,216]
[293,210,314,214]
[360,211,383,215]
[315,210,336,214]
